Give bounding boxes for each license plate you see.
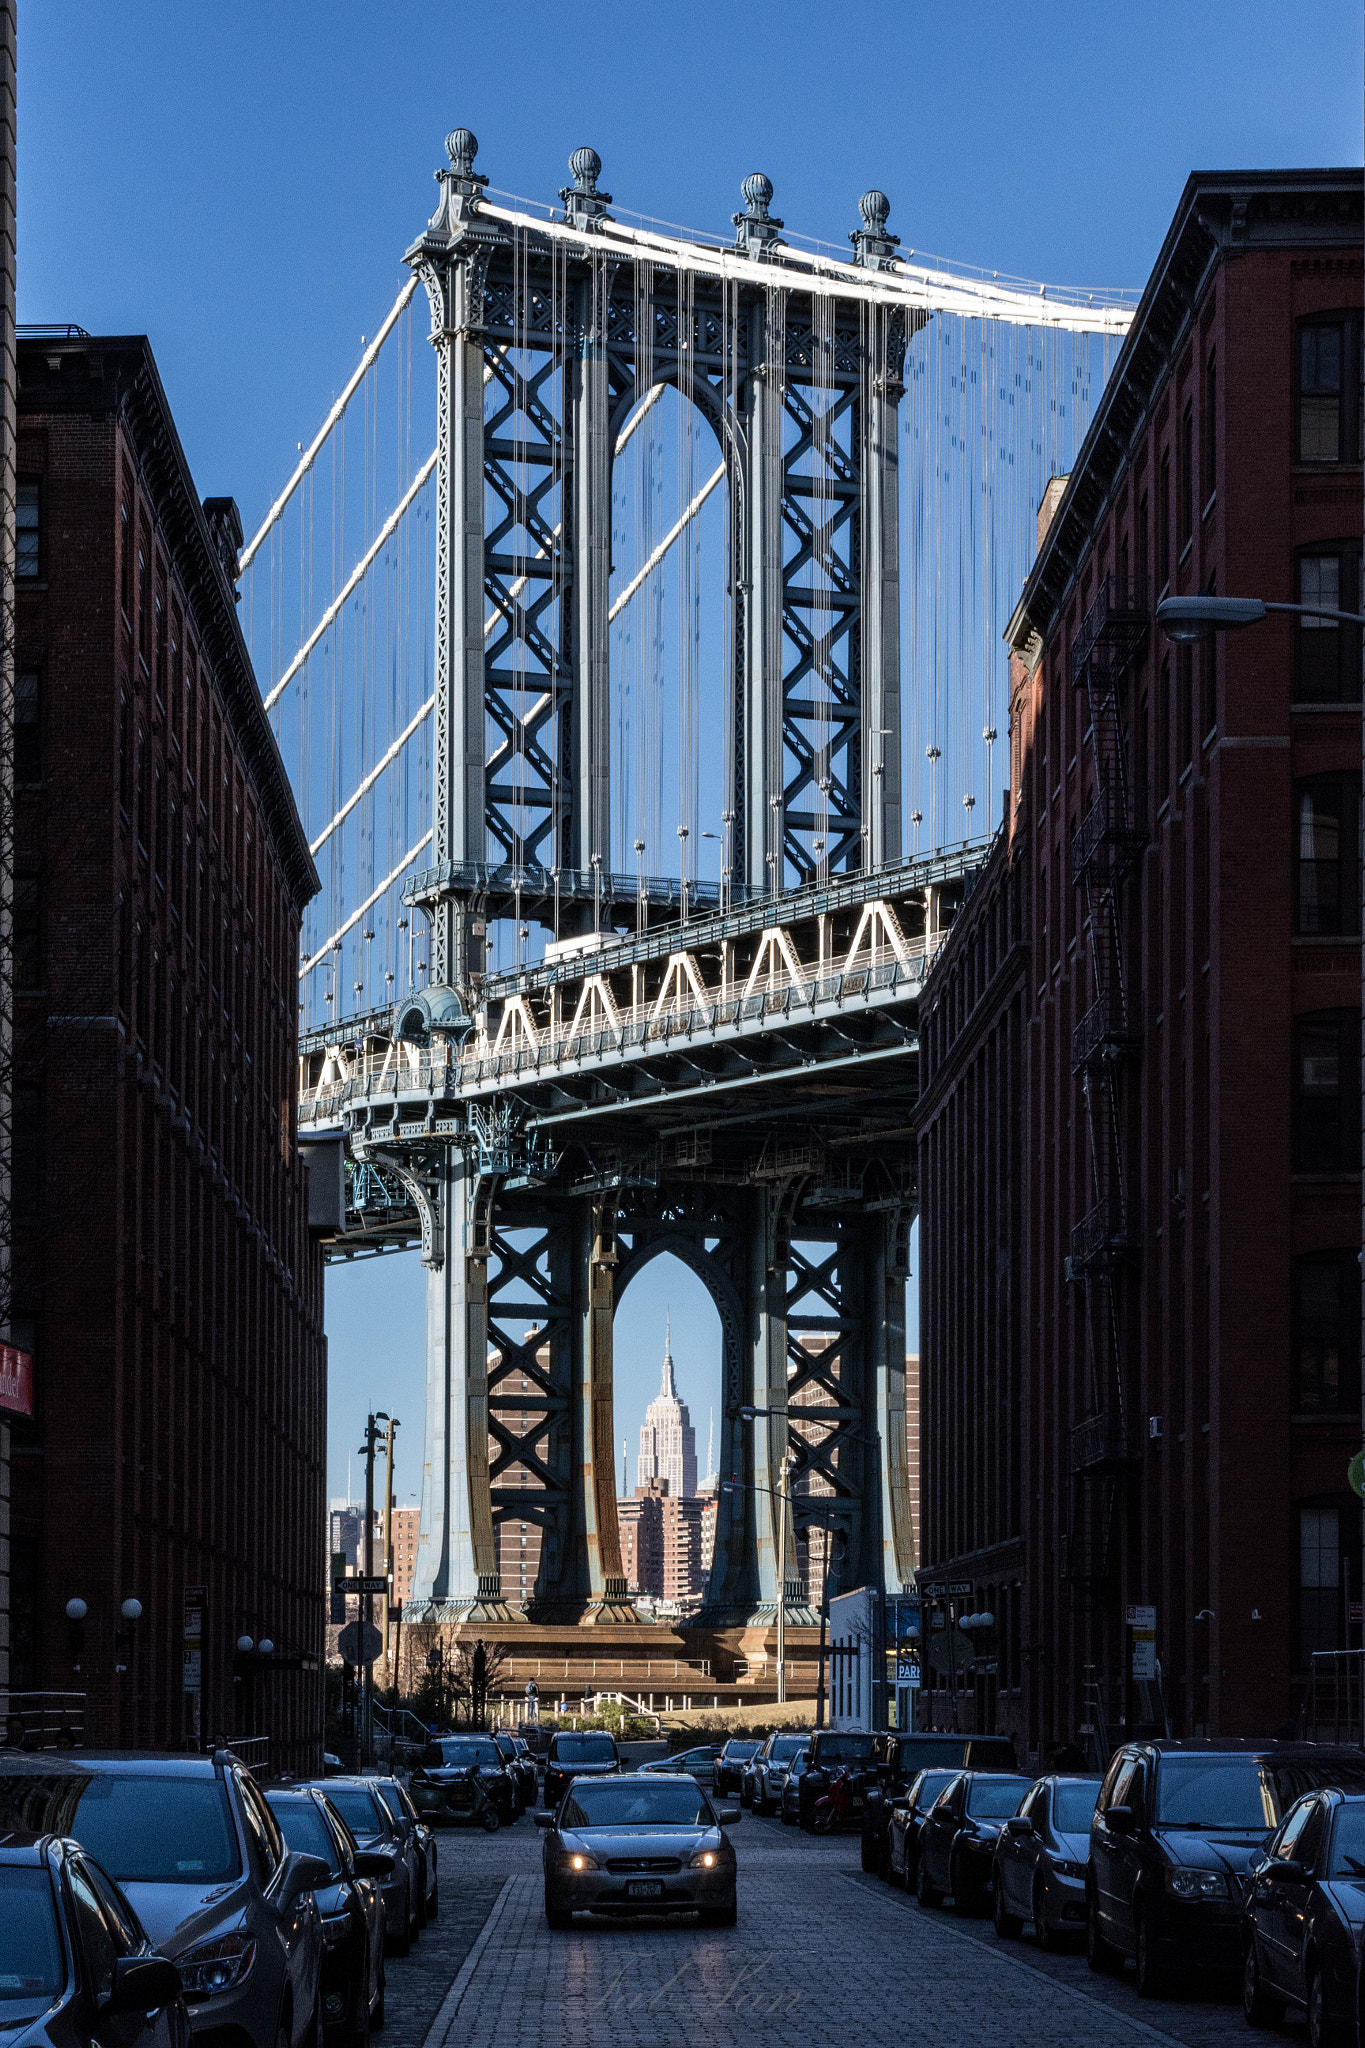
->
[626,1880,663,1898]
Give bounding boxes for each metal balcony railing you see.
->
[1071,787,1147,885]
[1071,573,1150,686]
[1071,1409,1139,1477]
[1071,992,1141,1074]
[1,1691,86,1750]
[1069,1196,1139,1273]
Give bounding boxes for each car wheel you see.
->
[740,1785,752,1809]
[950,1851,975,1916]
[860,1828,879,1874]
[426,1882,439,1923]
[544,1890,573,1931]
[1308,1959,1346,2048]
[1242,1937,1280,2029]
[1086,1886,1121,1975]
[387,1887,412,1957]
[1032,1875,1058,1953]
[993,1874,1022,1939]
[1134,1907,1167,1999]
[916,1854,940,1909]
[347,1982,371,2048]
[481,1806,501,1834]
[878,1836,895,1886]
[700,1898,738,1927]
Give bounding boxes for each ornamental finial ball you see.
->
[742,172,774,213]
[859,190,891,232]
[445,128,478,174]
[570,145,602,189]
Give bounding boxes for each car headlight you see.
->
[1166,1868,1227,1900]
[690,1849,718,1870]
[176,1934,257,1998]
[321,1912,352,1948]
[560,1852,598,1873]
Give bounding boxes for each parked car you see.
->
[0,1752,326,2048]
[0,1830,190,2048]
[778,1750,814,1825]
[640,1745,718,1789]
[408,1736,520,1830]
[265,1786,387,2048]
[541,1732,622,1812]
[991,1774,1099,1946]
[862,1733,1017,1874]
[371,1777,439,1922]
[915,1770,1035,1914]
[884,1769,959,1888]
[745,1733,808,1815]
[536,1771,740,1928]
[1241,1787,1365,2041]
[797,1731,880,1830]
[1087,1740,1365,1997]
[305,1779,421,1957]
[491,1735,537,1814]
[713,1741,760,1800]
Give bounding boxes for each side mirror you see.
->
[1269,1859,1308,1885]
[717,1807,741,1825]
[280,1851,333,1903]
[1006,1815,1035,1836]
[107,1955,183,2015]
[533,1810,555,1828]
[1106,1805,1135,1836]
[352,1849,396,1878]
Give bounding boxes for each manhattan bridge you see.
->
[242,130,1133,1646]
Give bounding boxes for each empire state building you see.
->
[638,1316,697,1499]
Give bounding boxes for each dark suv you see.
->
[1087,1740,1365,1997]
[0,1750,327,2048]
[542,1732,621,1812]
[861,1732,1016,1875]
[797,1730,879,1830]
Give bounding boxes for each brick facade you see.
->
[916,170,1364,1756]
[12,334,325,1766]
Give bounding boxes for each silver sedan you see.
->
[536,1771,740,1927]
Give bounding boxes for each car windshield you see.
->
[428,1740,501,1768]
[1154,1758,1273,1829]
[1053,1782,1100,1833]
[770,1736,807,1760]
[0,1773,241,1883]
[910,1770,955,1809]
[1330,1807,1365,1878]
[563,1782,713,1828]
[269,1800,341,1878]
[967,1777,1033,1819]
[0,1868,64,1999]
[553,1736,616,1763]
[814,1736,876,1762]
[723,1743,758,1760]
[324,1788,385,1837]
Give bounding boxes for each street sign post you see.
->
[338,1620,383,1666]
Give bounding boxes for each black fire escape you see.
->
[1066,574,1148,1594]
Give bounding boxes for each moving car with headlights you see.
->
[915,1769,1035,1914]
[862,1733,1017,1874]
[265,1787,386,2048]
[1240,1787,1365,2039]
[0,1831,189,2048]
[491,1735,537,1815]
[884,1769,958,1887]
[371,1778,438,1922]
[639,1745,718,1789]
[541,1732,622,1812]
[796,1730,879,1830]
[991,1774,1098,1946]
[537,1771,741,1927]
[744,1733,807,1816]
[1087,1740,1365,1997]
[409,1736,519,1831]
[713,1741,759,1801]
[304,1779,420,1957]
[0,1751,326,2048]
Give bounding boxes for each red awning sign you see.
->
[0,1344,32,1418]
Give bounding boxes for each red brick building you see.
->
[12,333,326,1766]
[916,169,1363,1757]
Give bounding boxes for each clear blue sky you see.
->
[19,1,1362,1499]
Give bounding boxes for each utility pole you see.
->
[381,1417,400,1681]
[359,1412,387,1764]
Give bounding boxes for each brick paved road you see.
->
[387,1811,1265,2048]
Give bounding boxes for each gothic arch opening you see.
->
[613,1251,723,1618]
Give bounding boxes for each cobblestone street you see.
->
[384,1812,1264,2048]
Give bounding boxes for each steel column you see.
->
[743,299,786,897]
[570,267,615,881]
[860,310,906,870]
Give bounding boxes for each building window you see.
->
[1159,655,1171,792]
[1297,313,1362,464]
[1294,776,1360,935]
[15,669,39,783]
[137,547,149,661]
[1295,545,1362,702]
[12,875,39,988]
[1178,642,1193,768]
[16,478,40,580]
[1293,1010,1361,1174]
[1158,449,1171,593]
[120,501,131,618]
[1300,1506,1344,1667]
[1179,399,1194,549]
[12,1085,40,1215]
[1136,489,1149,597]
[1293,1253,1362,1415]
[1203,350,1216,506]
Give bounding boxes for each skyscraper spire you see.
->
[660,1309,677,1399]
